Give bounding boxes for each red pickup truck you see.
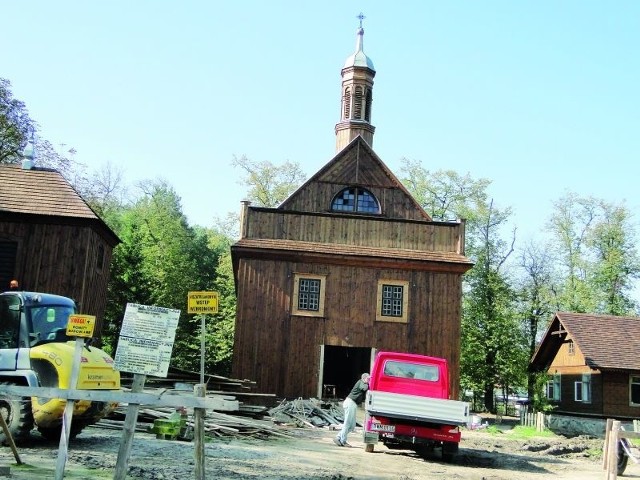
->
[363,351,469,461]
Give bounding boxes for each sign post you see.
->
[187,291,218,480]
[187,292,219,384]
[55,314,96,480]
[113,303,180,480]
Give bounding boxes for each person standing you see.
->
[334,373,370,447]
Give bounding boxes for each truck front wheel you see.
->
[0,382,34,444]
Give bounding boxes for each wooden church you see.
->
[231,24,473,399]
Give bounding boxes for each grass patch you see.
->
[507,425,558,439]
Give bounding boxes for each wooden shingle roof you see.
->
[531,311,640,372]
[0,164,98,219]
[0,164,119,246]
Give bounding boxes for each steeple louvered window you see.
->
[365,89,372,122]
[331,187,380,214]
[354,86,363,119]
[343,87,351,120]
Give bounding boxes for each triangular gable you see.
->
[279,136,432,220]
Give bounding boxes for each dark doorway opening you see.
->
[322,345,371,399]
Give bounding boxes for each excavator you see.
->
[0,289,120,442]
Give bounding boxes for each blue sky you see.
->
[4,1,640,245]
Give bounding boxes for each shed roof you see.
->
[232,238,473,273]
[530,311,640,372]
[0,164,119,245]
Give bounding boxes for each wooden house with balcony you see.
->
[230,24,473,399]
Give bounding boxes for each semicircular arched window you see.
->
[331,187,381,214]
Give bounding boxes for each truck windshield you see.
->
[27,304,75,345]
[383,360,439,381]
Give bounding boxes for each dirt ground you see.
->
[1,415,639,480]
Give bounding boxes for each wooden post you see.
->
[200,315,205,385]
[603,418,613,472]
[605,420,621,480]
[113,374,147,480]
[194,383,206,480]
[0,413,21,465]
[536,412,544,432]
[54,337,84,480]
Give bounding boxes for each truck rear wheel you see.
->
[441,441,458,462]
[0,382,34,444]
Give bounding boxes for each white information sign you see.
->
[113,303,181,377]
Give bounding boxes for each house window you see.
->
[630,375,640,406]
[292,274,326,317]
[546,374,561,401]
[331,187,380,214]
[575,374,591,403]
[567,340,575,355]
[376,280,409,323]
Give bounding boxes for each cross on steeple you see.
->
[357,12,366,28]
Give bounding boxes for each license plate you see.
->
[371,423,395,432]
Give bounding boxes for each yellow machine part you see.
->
[29,342,121,429]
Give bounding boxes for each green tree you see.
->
[401,160,526,411]
[548,194,639,314]
[516,240,556,399]
[100,180,230,373]
[587,202,640,314]
[462,200,523,412]
[232,155,306,207]
[0,78,34,163]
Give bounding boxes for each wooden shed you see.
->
[0,163,120,333]
[530,312,640,419]
[231,25,472,399]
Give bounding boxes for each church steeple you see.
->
[335,14,376,152]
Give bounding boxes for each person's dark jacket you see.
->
[347,379,369,405]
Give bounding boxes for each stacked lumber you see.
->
[100,402,290,440]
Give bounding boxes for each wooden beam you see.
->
[0,385,239,411]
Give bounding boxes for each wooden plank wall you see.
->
[232,257,464,399]
[602,371,639,418]
[0,220,112,334]
[245,209,462,253]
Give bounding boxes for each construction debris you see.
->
[94,370,346,441]
[268,398,344,429]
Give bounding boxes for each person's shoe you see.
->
[333,437,344,447]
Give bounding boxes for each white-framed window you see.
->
[546,373,561,401]
[376,280,409,323]
[292,274,326,317]
[567,340,575,356]
[574,374,591,403]
[630,375,640,406]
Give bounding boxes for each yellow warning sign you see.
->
[187,291,219,314]
[66,314,96,338]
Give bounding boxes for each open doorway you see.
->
[321,345,372,400]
